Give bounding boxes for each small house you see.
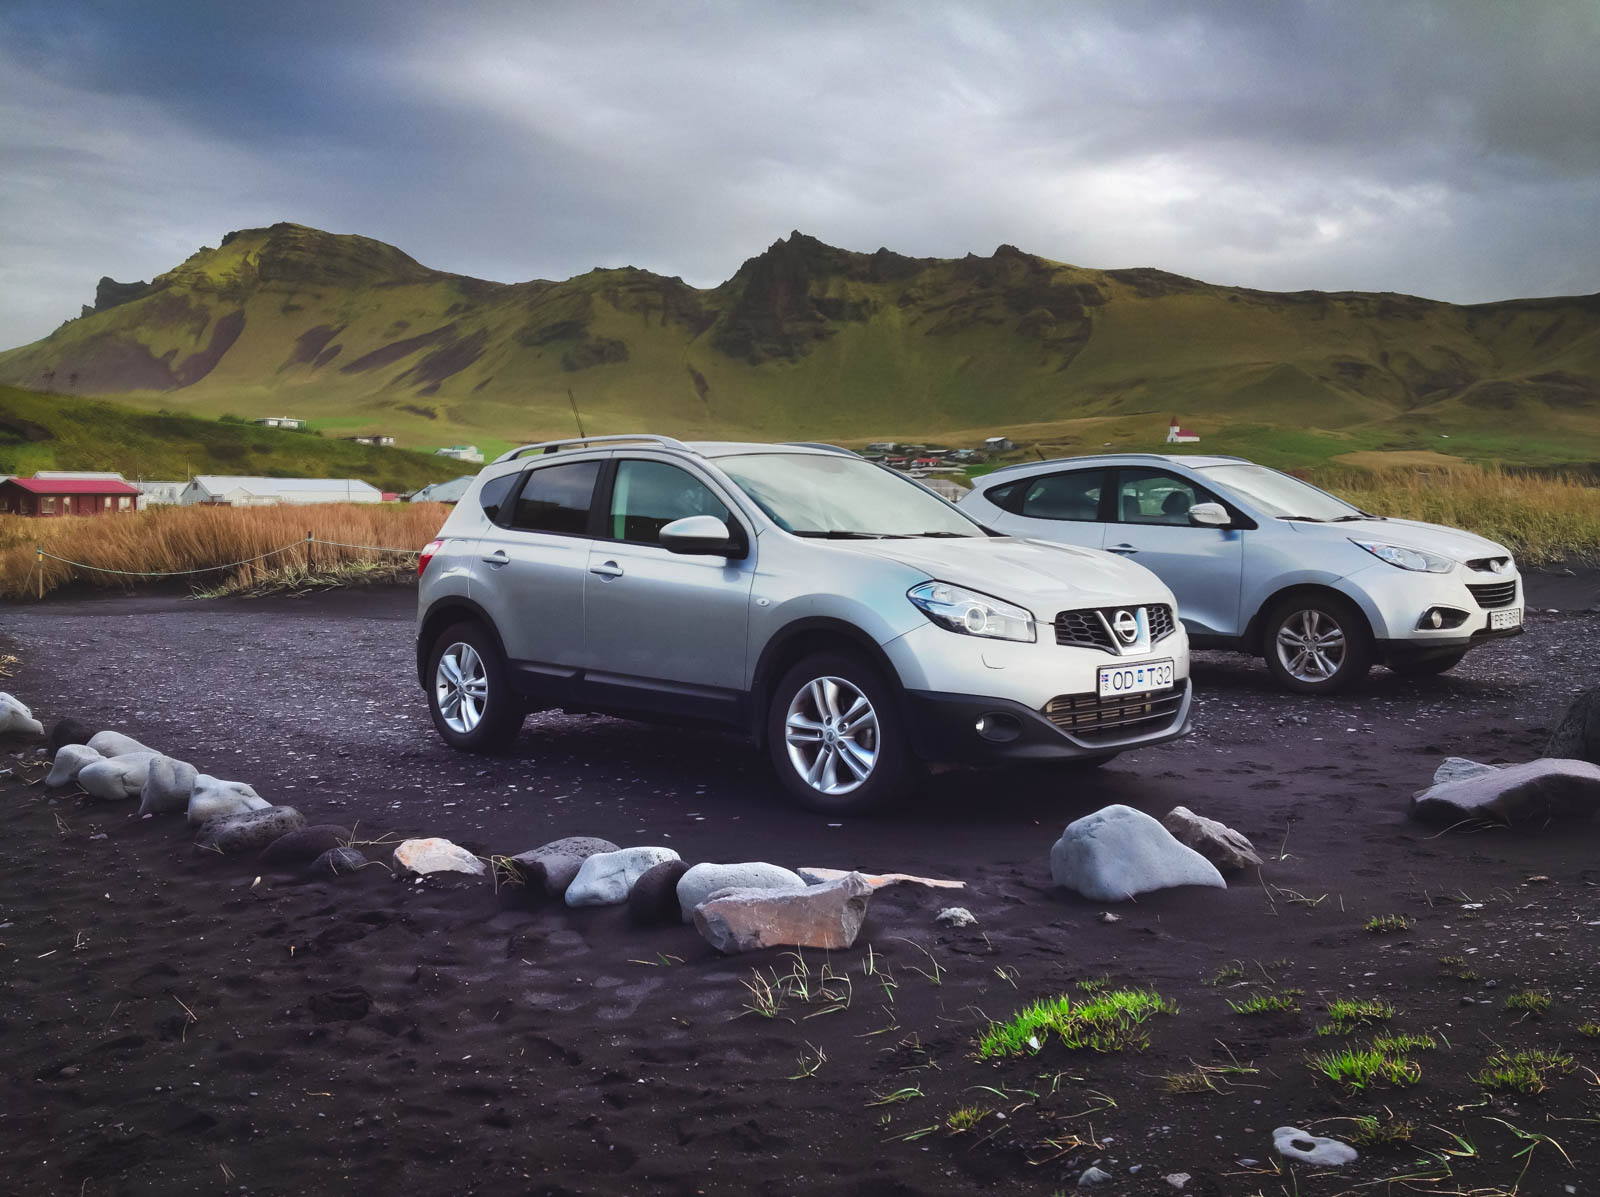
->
[1166,418,1200,444]
[983,436,1015,452]
[252,417,307,430]
[180,476,383,506]
[344,434,397,447]
[864,442,897,453]
[434,445,484,464]
[0,475,139,517]
[135,481,186,509]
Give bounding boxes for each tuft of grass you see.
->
[978,988,1176,1058]
[1473,1048,1575,1094]
[1505,989,1552,1015]
[1317,997,1397,1036]
[1373,1031,1438,1054]
[1437,955,1478,982]
[1578,1021,1600,1039]
[1228,991,1299,1015]
[1350,1112,1416,1147]
[1163,1068,1219,1095]
[1308,1046,1422,1091]
[944,1106,988,1134]
[1205,961,1246,987]
[737,953,853,1021]
[1365,914,1411,934]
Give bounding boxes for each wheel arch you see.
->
[417,597,509,688]
[748,617,905,747]
[1244,582,1376,658]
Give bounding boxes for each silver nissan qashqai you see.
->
[416,436,1191,812]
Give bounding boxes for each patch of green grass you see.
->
[1349,1112,1416,1147]
[1227,991,1299,1015]
[1437,955,1478,982]
[944,1106,987,1133]
[1505,989,1552,1015]
[1317,997,1397,1036]
[1205,962,1246,987]
[1372,1031,1437,1054]
[1473,1048,1575,1094]
[1163,1068,1219,1095]
[1365,914,1411,934]
[977,988,1176,1058]
[1308,1046,1422,1091]
[1578,1021,1600,1039]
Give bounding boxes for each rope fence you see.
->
[28,532,423,590]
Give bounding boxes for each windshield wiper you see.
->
[792,530,888,539]
[1276,515,1325,523]
[905,531,975,538]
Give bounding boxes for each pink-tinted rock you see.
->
[694,872,873,954]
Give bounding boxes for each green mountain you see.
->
[2,222,1597,467]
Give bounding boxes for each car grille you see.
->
[1054,604,1176,652]
[1043,684,1186,744]
[1466,580,1518,609]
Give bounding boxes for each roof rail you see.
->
[493,434,694,464]
[779,442,861,457]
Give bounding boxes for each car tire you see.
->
[1262,594,1372,695]
[426,621,524,752]
[766,651,912,813]
[1389,649,1469,677]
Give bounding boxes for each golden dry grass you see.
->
[0,503,449,600]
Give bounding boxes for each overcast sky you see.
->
[2,0,1597,349]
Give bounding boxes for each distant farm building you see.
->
[408,476,475,504]
[135,481,186,509]
[0,475,139,517]
[252,417,307,430]
[1166,418,1200,444]
[344,434,396,447]
[434,445,484,464]
[983,436,1015,452]
[180,476,383,506]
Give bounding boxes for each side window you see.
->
[1115,468,1213,525]
[477,471,519,522]
[508,461,600,535]
[1018,470,1106,522]
[982,481,1022,513]
[607,460,731,545]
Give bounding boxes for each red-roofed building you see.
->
[0,476,140,517]
[1166,417,1200,444]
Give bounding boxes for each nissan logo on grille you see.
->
[1112,609,1139,643]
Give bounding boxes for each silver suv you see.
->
[416,436,1191,811]
[960,453,1523,693]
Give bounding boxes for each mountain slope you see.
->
[2,223,1597,463]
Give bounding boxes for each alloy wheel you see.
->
[783,675,879,795]
[435,641,489,733]
[1275,609,1347,683]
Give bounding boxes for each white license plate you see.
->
[1489,607,1522,631]
[1097,659,1175,698]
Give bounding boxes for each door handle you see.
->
[481,549,508,566]
[590,560,624,579]
[1108,543,1139,554]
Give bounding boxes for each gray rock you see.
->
[1161,805,1262,872]
[308,846,367,876]
[197,807,307,854]
[45,743,103,788]
[509,836,620,898]
[1163,1173,1191,1190]
[566,846,680,906]
[87,730,153,758]
[628,858,692,926]
[1273,1126,1357,1167]
[260,825,354,867]
[392,837,486,876]
[694,873,872,953]
[137,755,198,816]
[187,776,271,826]
[1410,758,1600,825]
[1051,804,1226,902]
[1545,688,1600,765]
[77,752,158,800]
[1079,1166,1113,1186]
[676,862,806,922]
[0,692,44,739]
[936,906,978,928]
[1433,756,1499,785]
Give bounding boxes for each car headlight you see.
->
[908,581,1036,642]
[1350,540,1455,574]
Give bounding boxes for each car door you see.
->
[473,458,601,675]
[582,457,756,712]
[981,467,1110,548]
[1106,466,1244,637]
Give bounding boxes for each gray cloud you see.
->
[2,0,1596,349]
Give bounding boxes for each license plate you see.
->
[1097,659,1174,698]
[1489,607,1521,631]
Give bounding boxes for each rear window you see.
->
[508,461,599,535]
[478,471,518,522]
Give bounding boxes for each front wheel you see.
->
[1262,595,1372,695]
[1389,648,1469,677]
[766,651,912,813]
[426,621,524,751]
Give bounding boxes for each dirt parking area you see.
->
[1,578,1598,1196]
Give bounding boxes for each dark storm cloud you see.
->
[2,0,1596,348]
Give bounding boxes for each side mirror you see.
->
[1188,502,1231,528]
[660,515,741,557]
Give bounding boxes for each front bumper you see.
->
[1345,561,1525,648]
[1378,623,1524,664]
[903,680,1194,764]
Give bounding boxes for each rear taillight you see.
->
[418,539,444,578]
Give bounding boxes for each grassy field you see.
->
[0,503,450,600]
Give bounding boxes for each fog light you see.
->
[1416,607,1469,631]
[975,713,1021,743]
[1430,610,1443,628]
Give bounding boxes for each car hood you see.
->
[1291,517,1514,563]
[833,536,1175,613]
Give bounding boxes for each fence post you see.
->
[36,545,43,600]
[305,530,312,573]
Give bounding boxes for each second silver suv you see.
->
[416,436,1191,811]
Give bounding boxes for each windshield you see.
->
[717,453,983,538]
[1197,464,1364,522]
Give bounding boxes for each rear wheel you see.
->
[766,651,912,813]
[1262,594,1372,695]
[1389,648,1468,676]
[426,621,524,751]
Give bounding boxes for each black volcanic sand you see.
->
[1,579,1599,1195]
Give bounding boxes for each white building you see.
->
[983,436,1015,452]
[135,481,186,510]
[252,417,307,430]
[434,445,484,464]
[409,476,476,504]
[180,476,383,506]
[344,434,396,447]
[1166,418,1201,444]
[35,470,129,480]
